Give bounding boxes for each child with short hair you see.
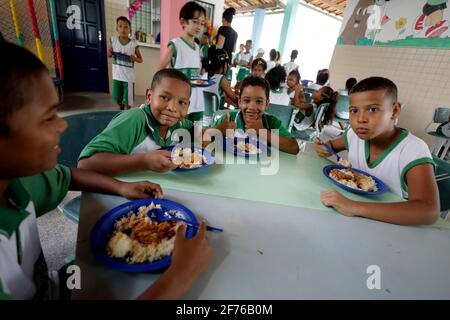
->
[251,58,267,78]
[204,46,238,108]
[234,58,267,97]
[78,69,195,175]
[236,40,253,82]
[265,65,290,106]
[108,16,143,110]
[158,1,206,122]
[315,77,439,225]
[208,76,299,155]
[283,49,299,75]
[0,42,211,300]
[266,49,278,73]
[344,77,357,95]
[200,32,211,59]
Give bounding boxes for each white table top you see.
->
[74,189,450,299]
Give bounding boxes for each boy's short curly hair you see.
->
[0,41,48,136]
[239,76,270,100]
[150,69,191,93]
[116,16,131,26]
[265,65,287,90]
[350,76,398,101]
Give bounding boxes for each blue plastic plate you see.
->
[190,78,216,87]
[225,136,269,157]
[112,51,130,60]
[90,198,198,273]
[323,165,389,195]
[163,146,214,171]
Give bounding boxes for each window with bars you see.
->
[129,0,160,44]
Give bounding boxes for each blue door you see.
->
[56,0,108,92]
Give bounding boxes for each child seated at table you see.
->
[315,76,439,225]
[265,65,290,106]
[207,76,299,155]
[234,58,266,97]
[0,42,211,300]
[78,69,196,175]
[204,46,238,107]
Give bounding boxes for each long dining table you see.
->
[73,150,450,299]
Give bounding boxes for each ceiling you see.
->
[224,0,347,16]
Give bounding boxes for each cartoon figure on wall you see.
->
[414,0,449,37]
[339,0,375,45]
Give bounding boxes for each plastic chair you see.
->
[57,110,120,222]
[301,80,313,87]
[203,91,219,127]
[266,103,295,131]
[304,92,313,104]
[426,107,450,159]
[335,94,350,123]
[292,103,330,143]
[303,87,316,95]
[433,156,450,218]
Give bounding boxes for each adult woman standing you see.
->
[216,8,238,80]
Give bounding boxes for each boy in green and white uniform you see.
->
[236,40,253,82]
[108,16,143,110]
[207,76,299,155]
[78,69,196,176]
[315,77,440,226]
[159,2,206,123]
[0,42,181,300]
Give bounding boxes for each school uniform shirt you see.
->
[111,36,138,82]
[283,61,299,75]
[79,104,194,160]
[266,60,277,73]
[204,74,226,105]
[211,110,294,138]
[0,165,71,300]
[200,44,210,59]
[344,128,434,198]
[168,37,203,114]
[269,87,291,106]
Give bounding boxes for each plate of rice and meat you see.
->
[225,136,269,157]
[90,199,198,272]
[322,165,389,195]
[163,146,214,171]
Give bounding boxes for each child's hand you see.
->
[320,190,356,217]
[144,150,178,172]
[119,180,163,199]
[215,112,236,136]
[314,139,332,158]
[168,221,212,288]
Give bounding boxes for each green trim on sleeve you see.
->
[400,157,436,194]
[0,280,12,300]
[344,127,349,151]
[78,107,149,160]
[168,41,177,67]
[366,128,409,169]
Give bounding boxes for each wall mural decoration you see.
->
[337,0,450,48]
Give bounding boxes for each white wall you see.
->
[232,3,342,81]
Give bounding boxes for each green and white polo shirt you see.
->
[211,110,294,138]
[0,165,71,300]
[344,128,434,198]
[79,104,194,160]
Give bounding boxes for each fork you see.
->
[322,143,341,162]
[154,213,224,233]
